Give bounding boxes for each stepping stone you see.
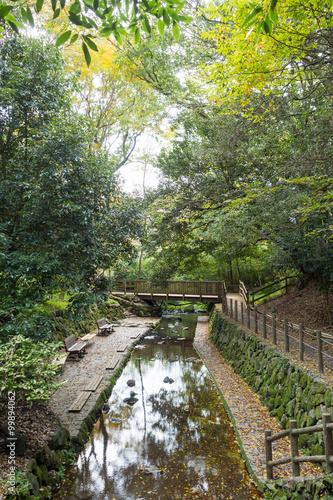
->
[106,355,122,370]
[83,375,103,392]
[68,391,91,412]
[117,344,128,352]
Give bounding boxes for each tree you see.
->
[0,0,194,65]
[0,36,142,329]
[66,39,167,168]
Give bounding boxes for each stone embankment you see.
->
[197,306,333,500]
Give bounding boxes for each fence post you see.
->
[284,318,289,353]
[254,306,258,333]
[230,299,233,319]
[241,302,244,325]
[317,331,324,374]
[265,431,273,480]
[235,300,238,322]
[263,310,267,339]
[299,322,304,361]
[272,314,277,345]
[247,306,251,329]
[290,420,300,476]
[323,413,333,473]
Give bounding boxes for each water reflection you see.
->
[54,313,262,500]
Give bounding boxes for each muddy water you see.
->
[54,313,262,500]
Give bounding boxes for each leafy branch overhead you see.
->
[0,0,194,65]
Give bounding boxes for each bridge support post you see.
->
[230,299,233,319]
[241,303,244,325]
[234,300,238,322]
[247,306,250,329]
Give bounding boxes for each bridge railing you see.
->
[113,279,224,299]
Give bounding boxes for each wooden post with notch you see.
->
[272,314,277,345]
[290,420,300,476]
[284,318,289,353]
[254,306,258,333]
[263,310,267,339]
[317,331,324,373]
[265,430,273,480]
[323,413,333,473]
[299,322,304,361]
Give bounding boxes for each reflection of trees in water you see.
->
[55,327,261,500]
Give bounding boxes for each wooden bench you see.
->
[51,353,68,369]
[64,335,88,359]
[79,332,97,344]
[97,318,114,336]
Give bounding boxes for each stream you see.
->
[53,313,262,500]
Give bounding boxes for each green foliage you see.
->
[0,0,192,64]
[0,334,63,401]
[0,36,143,338]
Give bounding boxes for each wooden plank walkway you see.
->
[106,355,122,370]
[116,344,128,352]
[83,375,103,392]
[68,391,91,412]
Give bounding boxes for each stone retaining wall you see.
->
[209,307,333,499]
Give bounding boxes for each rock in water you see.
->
[168,378,174,384]
[110,417,122,424]
[163,377,170,383]
[127,379,136,387]
[123,397,139,406]
[102,403,110,413]
[130,391,138,397]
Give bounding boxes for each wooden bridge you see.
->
[111,279,226,303]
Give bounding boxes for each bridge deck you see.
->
[112,291,221,303]
[111,280,227,303]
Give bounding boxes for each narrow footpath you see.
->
[193,316,322,485]
[49,313,159,437]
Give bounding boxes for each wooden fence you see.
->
[248,276,297,306]
[222,296,333,374]
[265,413,333,479]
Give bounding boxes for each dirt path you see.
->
[49,314,159,437]
[193,316,322,484]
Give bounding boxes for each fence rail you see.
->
[249,276,297,306]
[265,413,333,479]
[222,294,333,374]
